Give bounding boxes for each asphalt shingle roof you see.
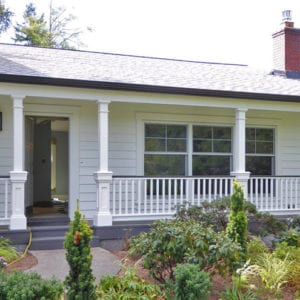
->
[0,43,300,98]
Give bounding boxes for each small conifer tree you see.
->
[64,200,96,300]
[226,180,248,259]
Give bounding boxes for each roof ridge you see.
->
[0,42,248,67]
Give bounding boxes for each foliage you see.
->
[226,181,248,258]
[246,237,268,263]
[280,229,300,247]
[14,2,89,49]
[220,278,259,300]
[289,215,300,230]
[64,201,96,300]
[273,242,300,287]
[0,0,12,35]
[14,3,52,47]
[0,236,20,263]
[176,197,256,232]
[129,219,241,283]
[248,213,287,236]
[0,271,63,300]
[173,263,211,300]
[240,253,292,297]
[97,265,164,300]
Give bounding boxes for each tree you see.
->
[14,1,87,49]
[226,180,248,259]
[64,200,96,299]
[14,3,52,47]
[0,0,13,35]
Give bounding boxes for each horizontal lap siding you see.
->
[276,112,300,176]
[0,101,12,175]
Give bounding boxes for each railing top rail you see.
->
[113,175,234,179]
[250,175,300,178]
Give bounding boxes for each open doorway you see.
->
[25,116,69,217]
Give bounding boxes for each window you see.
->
[144,124,187,176]
[246,128,274,175]
[192,126,232,175]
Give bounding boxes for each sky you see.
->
[1,0,299,70]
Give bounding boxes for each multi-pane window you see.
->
[192,126,232,175]
[144,124,187,176]
[246,128,274,175]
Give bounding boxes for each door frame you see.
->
[24,104,80,219]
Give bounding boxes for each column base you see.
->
[94,212,113,226]
[230,171,250,199]
[10,215,27,230]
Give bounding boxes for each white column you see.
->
[231,108,250,197]
[93,100,113,226]
[10,95,27,230]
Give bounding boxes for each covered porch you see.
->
[1,90,300,230]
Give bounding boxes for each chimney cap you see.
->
[282,10,292,22]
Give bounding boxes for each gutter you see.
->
[0,74,300,103]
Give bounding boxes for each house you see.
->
[1,13,300,232]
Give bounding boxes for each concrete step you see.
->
[29,225,100,250]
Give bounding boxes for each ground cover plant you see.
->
[0,237,19,264]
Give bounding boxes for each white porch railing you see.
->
[111,176,300,220]
[111,176,234,220]
[0,176,10,224]
[249,176,300,214]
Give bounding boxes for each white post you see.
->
[231,108,250,197]
[93,100,113,226]
[10,95,27,230]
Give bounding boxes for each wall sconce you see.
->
[0,112,2,131]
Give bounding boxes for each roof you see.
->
[0,43,300,101]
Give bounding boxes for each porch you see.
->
[1,175,299,227]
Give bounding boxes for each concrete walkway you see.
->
[26,248,121,283]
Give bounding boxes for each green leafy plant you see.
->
[0,271,63,300]
[240,253,292,297]
[174,263,211,300]
[0,237,19,263]
[130,219,241,283]
[247,237,268,263]
[220,280,258,300]
[273,241,300,287]
[97,265,164,299]
[226,181,248,259]
[64,200,96,300]
[176,197,257,232]
[280,229,300,247]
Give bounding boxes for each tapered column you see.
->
[231,108,250,197]
[94,100,113,226]
[10,95,27,230]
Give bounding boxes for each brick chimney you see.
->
[272,10,300,78]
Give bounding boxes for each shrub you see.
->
[174,263,211,300]
[240,253,292,297]
[129,219,241,283]
[226,181,248,258]
[176,197,257,232]
[0,237,19,263]
[97,266,164,299]
[247,237,269,263]
[289,215,300,230]
[0,271,63,300]
[248,213,287,236]
[273,242,300,287]
[64,201,96,300]
[280,229,300,247]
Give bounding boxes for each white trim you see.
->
[24,104,80,220]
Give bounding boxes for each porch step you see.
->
[29,225,99,250]
[28,216,70,227]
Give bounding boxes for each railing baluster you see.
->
[168,178,171,213]
[162,179,165,214]
[156,179,159,213]
[137,179,141,214]
[150,179,153,214]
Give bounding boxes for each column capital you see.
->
[235,108,248,113]
[96,99,111,105]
